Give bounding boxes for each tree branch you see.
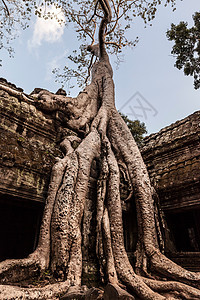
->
[88,0,100,24]
[85,53,94,84]
[105,41,122,49]
[1,0,9,16]
[98,0,112,58]
[69,11,94,42]
[0,83,34,103]
[110,0,138,25]
[106,0,120,35]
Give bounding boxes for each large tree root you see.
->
[106,110,200,298]
[1,100,200,299]
[0,136,81,284]
[143,278,200,299]
[0,147,70,283]
[1,3,200,296]
[50,128,101,284]
[0,128,101,297]
[105,137,166,300]
[0,281,70,300]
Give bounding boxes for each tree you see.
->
[167,12,200,89]
[1,0,200,299]
[119,112,147,147]
[0,0,33,65]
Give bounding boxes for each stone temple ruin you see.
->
[0,78,200,285]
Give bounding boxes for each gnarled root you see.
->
[0,128,101,298]
[0,257,41,284]
[50,128,101,283]
[0,281,70,300]
[0,136,81,284]
[105,136,165,299]
[0,148,69,283]
[107,110,200,298]
[143,278,200,299]
[148,249,200,289]
[1,31,200,298]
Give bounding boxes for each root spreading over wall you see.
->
[0,1,200,299]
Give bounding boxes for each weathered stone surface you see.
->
[0,83,61,203]
[141,111,200,271]
[141,111,200,212]
[0,81,102,282]
[103,283,135,299]
[1,81,199,214]
[1,80,200,277]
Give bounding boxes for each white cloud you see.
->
[45,50,68,81]
[28,5,65,49]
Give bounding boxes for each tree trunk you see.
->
[0,0,200,299]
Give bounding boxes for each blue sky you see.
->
[1,0,200,134]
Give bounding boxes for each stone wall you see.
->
[0,80,101,282]
[0,79,200,271]
[142,111,200,212]
[0,80,63,260]
[141,111,200,270]
[0,80,61,203]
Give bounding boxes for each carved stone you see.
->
[0,79,200,274]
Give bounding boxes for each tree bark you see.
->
[0,0,200,299]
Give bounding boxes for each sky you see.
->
[1,0,200,135]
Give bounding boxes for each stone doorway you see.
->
[0,194,43,261]
[166,209,200,252]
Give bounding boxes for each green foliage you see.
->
[167,12,200,89]
[119,112,147,146]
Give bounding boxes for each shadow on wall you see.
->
[0,195,43,261]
